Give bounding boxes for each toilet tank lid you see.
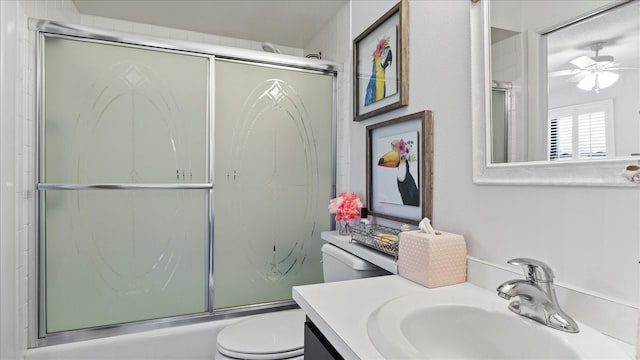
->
[217,309,304,358]
[321,243,383,271]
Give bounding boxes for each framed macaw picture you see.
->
[353,0,408,121]
[366,111,433,225]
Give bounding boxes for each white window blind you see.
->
[549,115,573,160]
[578,112,607,158]
[548,100,614,161]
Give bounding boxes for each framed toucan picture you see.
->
[366,111,433,225]
[353,0,409,121]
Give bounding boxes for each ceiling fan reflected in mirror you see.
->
[549,42,638,93]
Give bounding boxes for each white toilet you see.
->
[215,243,390,359]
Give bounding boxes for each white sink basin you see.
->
[367,283,630,359]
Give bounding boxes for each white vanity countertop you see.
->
[321,231,398,274]
[293,275,636,359]
[293,275,425,359]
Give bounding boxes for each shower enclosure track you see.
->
[38,184,213,190]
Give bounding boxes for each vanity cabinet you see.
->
[304,318,343,360]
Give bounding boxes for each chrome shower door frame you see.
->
[31,19,338,347]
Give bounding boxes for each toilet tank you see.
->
[321,243,390,282]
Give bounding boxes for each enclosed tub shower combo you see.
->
[31,19,337,350]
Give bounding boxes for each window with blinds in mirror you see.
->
[548,99,613,161]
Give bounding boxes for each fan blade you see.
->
[568,72,589,83]
[549,69,581,77]
[608,67,640,70]
[570,56,596,69]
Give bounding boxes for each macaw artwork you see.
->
[377,132,420,207]
[364,37,393,106]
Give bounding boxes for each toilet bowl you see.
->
[215,243,390,359]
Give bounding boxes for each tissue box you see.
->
[398,230,467,288]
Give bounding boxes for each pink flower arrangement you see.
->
[328,192,363,222]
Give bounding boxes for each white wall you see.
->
[305,1,353,194]
[1,3,81,358]
[491,34,527,162]
[333,0,638,344]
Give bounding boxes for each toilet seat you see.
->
[216,309,305,360]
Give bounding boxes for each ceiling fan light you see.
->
[597,71,619,89]
[577,74,596,91]
[576,71,619,92]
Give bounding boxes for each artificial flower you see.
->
[328,197,342,214]
[328,192,363,222]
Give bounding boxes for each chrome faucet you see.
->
[496,258,579,333]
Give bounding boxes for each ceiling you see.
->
[546,1,640,88]
[72,0,347,49]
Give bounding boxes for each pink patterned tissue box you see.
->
[398,230,467,288]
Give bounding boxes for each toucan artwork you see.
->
[364,37,393,106]
[378,138,419,206]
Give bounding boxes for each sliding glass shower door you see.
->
[37,26,335,340]
[213,60,334,309]
[40,36,211,333]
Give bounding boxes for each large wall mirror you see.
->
[471,0,640,186]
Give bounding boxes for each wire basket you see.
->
[350,222,400,258]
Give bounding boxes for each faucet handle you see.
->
[508,258,555,283]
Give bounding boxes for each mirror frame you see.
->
[470,0,639,187]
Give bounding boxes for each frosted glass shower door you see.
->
[40,36,210,333]
[213,60,334,308]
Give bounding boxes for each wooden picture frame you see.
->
[353,0,409,122]
[366,111,433,225]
